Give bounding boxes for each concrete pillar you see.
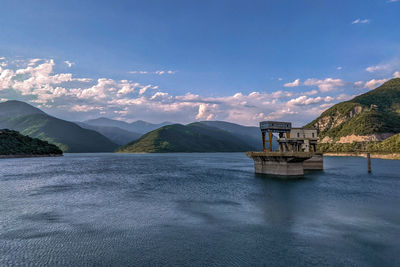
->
[262,132,266,151]
[268,132,273,152]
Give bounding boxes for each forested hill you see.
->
[117,123,256,153]
[0,129,62,156]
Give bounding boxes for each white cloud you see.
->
[304,89,318,96]
[139,84,152,95]
[196,103,217,120]
[366,64,390,73]
[353,81,364,88]
[129,71,148,74]
[387,0,399,2]
[70,104,103,112]
[393,71,400,78]
[27,58,42,67]
[364,78,388,89]
[64,61,74,68]
[287,95,334,106]
[0,68,15,90]
[352,19,370,24]
[129,70,175,75]
[303,78,345,92]
[155,70,175,75]
[337,66,343,70]
[284,79,300,87]
[365,59,400,75]
[0,56,383,126]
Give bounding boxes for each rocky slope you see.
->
[306,78,400,143]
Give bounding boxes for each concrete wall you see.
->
[290,128,317,139]
[303,154,323,170]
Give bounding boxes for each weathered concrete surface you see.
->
[303,153,324,170]
[246,152,313,176]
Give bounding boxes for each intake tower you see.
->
[247,121,323,176]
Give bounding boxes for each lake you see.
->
[0,153,399,266]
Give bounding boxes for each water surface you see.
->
[0,153,399,266]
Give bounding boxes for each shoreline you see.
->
[323,152,400,160]
[0,154,63,159]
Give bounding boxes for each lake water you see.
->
[0,153,399,266]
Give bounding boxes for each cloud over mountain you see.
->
[0,57,387,126]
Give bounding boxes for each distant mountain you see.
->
[84,117,172,134]
[306,78,400,143]
[0,101,118,152]
[0,129,62,156]
[76,122,142,145]
[117,122,255,153]
[130,120,172,134]
[0,100,45,119]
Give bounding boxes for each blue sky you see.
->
[0,0,399,125]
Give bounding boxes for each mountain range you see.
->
[1,78,399,154]
[0,100,265,153]
[0,101,118,153]
[83,117,172,134]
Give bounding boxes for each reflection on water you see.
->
[0,153,399,266]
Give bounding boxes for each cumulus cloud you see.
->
[284,79,300,87]
[366,64,390,73]
[352,19,370,24]
[364,78,388,89]
[70,104,103,112]
[303,78,345,92]
[304,89,318,96]
[0,57,378,126]
[287,95,335,106]
[196,103,217,120]
[393,71,400,78]
[353,79,388,90]
[353,81,364,88]
[365,59,400,75]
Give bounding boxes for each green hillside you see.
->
[374,133,400,152]
[0,129,62,156]
[0,101,118,153]
[117,123,254,153]
[306,78,400,139]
